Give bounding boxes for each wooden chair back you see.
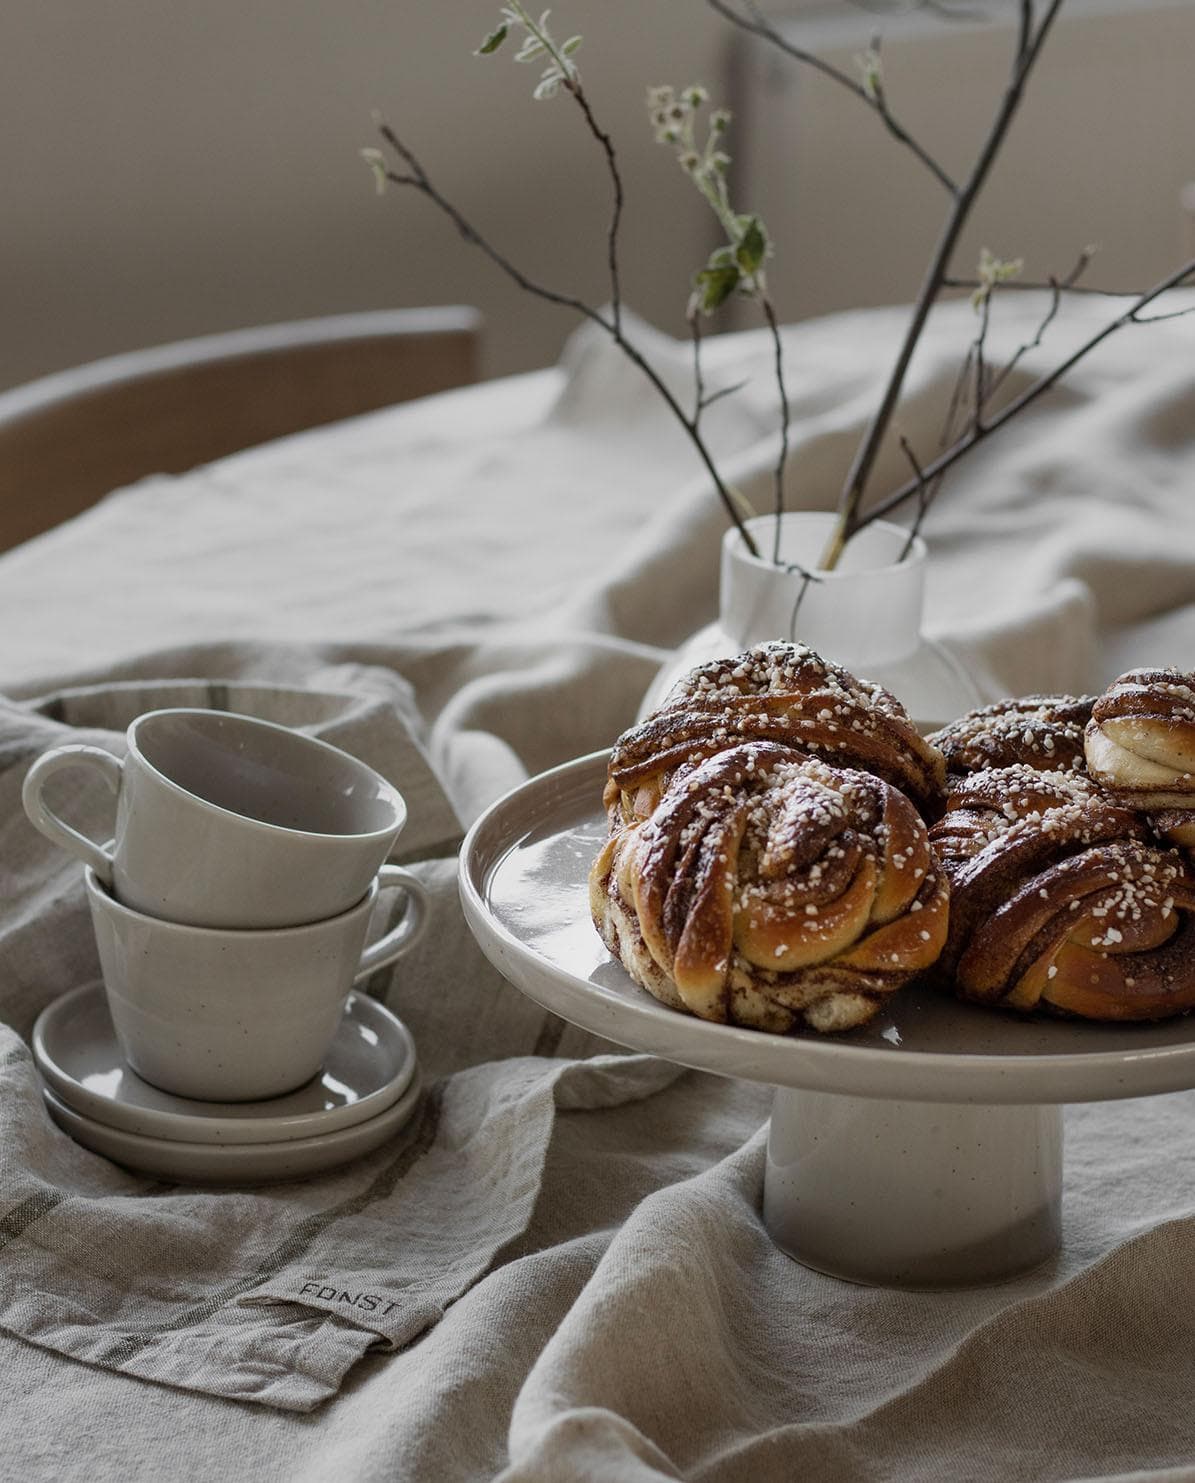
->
[0,307,481,552]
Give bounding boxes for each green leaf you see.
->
[693,263,740,314]
[735,217,767,275]
[476,22,508,55]
[561,35,583,55]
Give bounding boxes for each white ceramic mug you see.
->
[85,863,429,1101]
[24,708,409,928]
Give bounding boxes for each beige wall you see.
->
[3,2,1190,391]
[732,0,1195,330]
[1,1,729,389]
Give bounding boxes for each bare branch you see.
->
[688,319,748,417]
[1130,303,1195,325]
[858,257,1195,529]
[785,562,823,640]
[701,378,752,411]
[376,119,761,556]
[944,245,1099,299]
[897,435,933,561]
[1058,245,1095,290]
[498,7,623,326]
[1016,0,1034,59]
[943,278,1132,296]
[971,289,993,424]
[943,340,977,445]
[706,0,958,195]
[689,311,706,422]
[983,275,1061,402]
[564,81,624,334]
[760,295,791,563]
[819,0,1066,570]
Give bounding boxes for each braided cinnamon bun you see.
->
[930,764,1104,876]
[931,766,1195,1020]
[606,642,946,828]
[590,741,950,1035]
[927,695,1094,778]
[1084,669,1195,848]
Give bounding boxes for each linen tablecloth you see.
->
[2,297,1195,1480]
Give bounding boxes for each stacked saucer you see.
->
[33,983,423,1185]
[23,707,433,1184]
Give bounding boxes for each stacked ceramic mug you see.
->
[22,710,429,1183]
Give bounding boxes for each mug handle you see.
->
[353,864,431,981]
[22,744,124,885]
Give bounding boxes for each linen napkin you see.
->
[0,667,681,1410]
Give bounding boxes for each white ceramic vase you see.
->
[639,512,982,732]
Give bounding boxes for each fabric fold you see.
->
[2,296,1195,1469]
[0,1016,683,1409]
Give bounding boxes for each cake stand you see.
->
[459,752,1195,1287]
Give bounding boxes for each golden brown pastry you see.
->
[929,764,1104,876]
[1084,668,1195,848]
[606,642,946,828]
[590,741,950,1035]
[927,695,1094,778]
[931,764,1195,1020]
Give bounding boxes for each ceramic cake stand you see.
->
[460,752,1195,1288]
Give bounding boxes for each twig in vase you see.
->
[943,277,1139,297]
[963,245,1089,409]
[650,84,791,561]
[819,0,1068,571]
[366,8,763,556]
[707,0,958,195]
[785,562,822,640]
[688,314,750,419]
[971,289,993,422]
[710,0,1190,567]
[479,3,623,331]
[896,435,932,562]
[982,274,1061,408]
[885,309,979,556]
[888,245,1076,549]
[859,258,1195,530]
[760,295,791,564]
[944,244,1098,302]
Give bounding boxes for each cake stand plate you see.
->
[459,752,1195,1286]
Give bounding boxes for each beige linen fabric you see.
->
[1,298,1195,1476]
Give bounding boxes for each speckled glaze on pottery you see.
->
[24,708,408,928]
[85,863,428,1102]
[33,982,418,1144]
[41,1073,425,1185]
[636,513,983,732]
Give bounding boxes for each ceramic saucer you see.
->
[42,1071,424,1185]
[33,982,417,1144]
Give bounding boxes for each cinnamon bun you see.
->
[1084,668,1195,849]
[927,695,1094,778]
[931,764,1195,1020]
[606,642,946,828]
[590,741,950,1035]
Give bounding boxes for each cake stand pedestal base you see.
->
[764,1088,1063,1287]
